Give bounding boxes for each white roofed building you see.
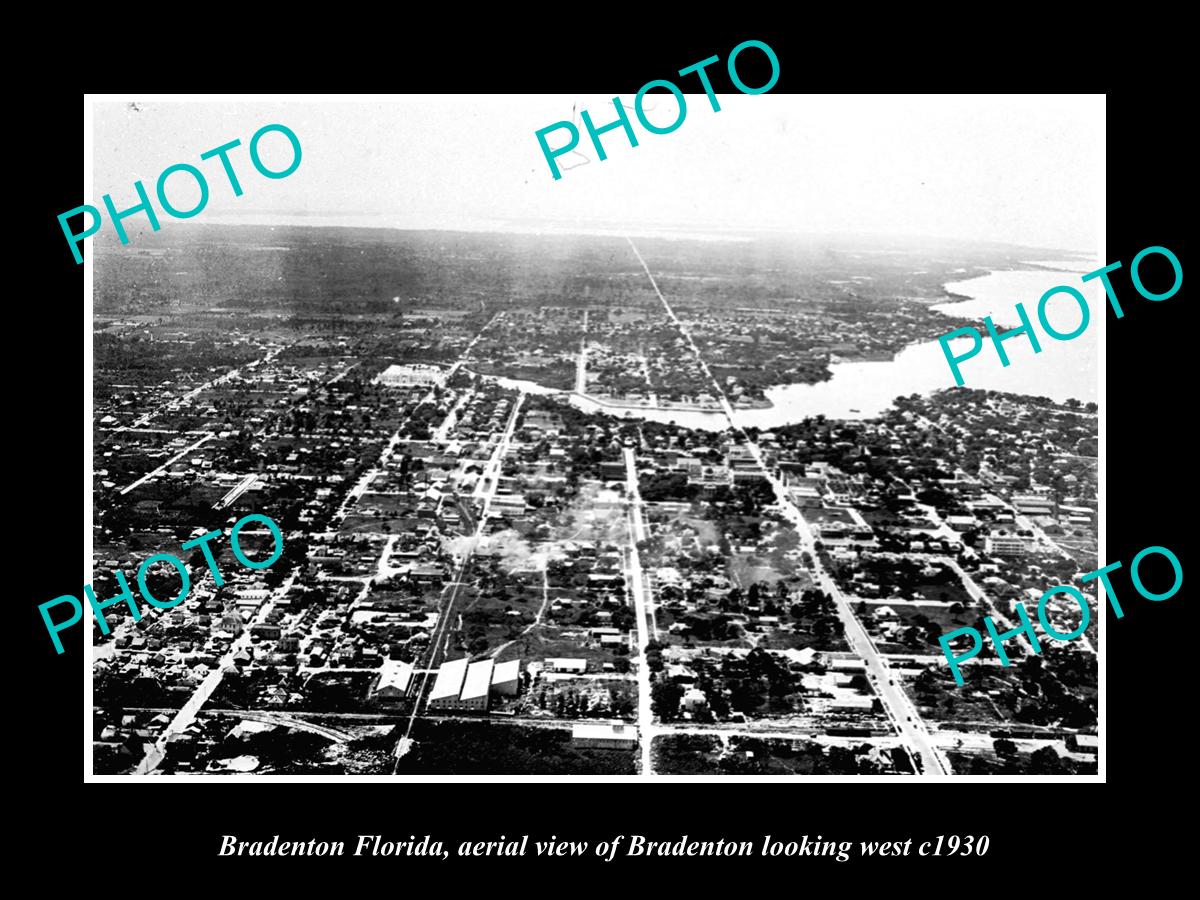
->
[427,657,469,710]
[491,659,521,696]
[376,363,445,387]
[830,657,867,673]
[459,659,495,711]
[545,658,587,674]
[572,722,637,751]
[830,696,874,712]
[371,659,414,703]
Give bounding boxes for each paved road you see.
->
[134,573,296,774]
[575,310,588,393]
[323,360,361,386]
[127,707,605,730]
[626,235,951,776]
[215,473,258,510]
[432,389,473,443]
[119,433,215,495]
[623,447,656,774]
[748,459,952,775]
[335,313,502,524]
[393,389,526,768]
[476,394,525,515]
[660,724,904,747]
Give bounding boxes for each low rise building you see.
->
[986,533,1027,557]
[371,659,415,703]
[427,657,470,710]
[491,660,521,696]
[376,363,445,387]
[1067,733,1099,755]
[459,659,495,711]
[829,657,867,673]
[545,658,588,674]
[829,696,874,712]
[572,722,637,751]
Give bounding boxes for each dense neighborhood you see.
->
[90,226,1098,777]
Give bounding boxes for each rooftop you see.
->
[492,659,520,685]
[375,658,414,694]
[428,657,469,701]
[572,723,633,740]
[461,659,495,701]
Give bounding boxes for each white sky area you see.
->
[92,94,1103,252]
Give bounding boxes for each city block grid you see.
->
[89,224,1099,778]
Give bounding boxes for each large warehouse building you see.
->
[426,657,469,710]
[491,660,521,696]
[424,658,523,712]
[459,660,495,711]
[375,364,445,388]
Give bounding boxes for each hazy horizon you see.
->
[92,95,1104,255]
[96,215,1094,261]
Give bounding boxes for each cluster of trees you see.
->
[713,580,788,615]
[532,686,633,718]
[640,421,729,451]
[653,647,806,723]
[520,394,633,442]
[960,740,1095,775]
[639,472,697,502]
[707,362,808,401]
[727,647,805,715]
[94,671,171,710]
[94,331,262,389]
[889,390,1098,493]
[913,645,1096,730]
[678,612,744,643]
[645,640,668,675]
[757,389,1097,511]
[637,474,775,518]
[889,609,962,652]
[651,680,684,720]
[654,735,896,775]
[549,599,635,635]
[839,558,959,602]
[1005,652,1096,728]
[588,365,651,396]
[788,588,844,650]
[396,721,635,775]
[474,359,576,391]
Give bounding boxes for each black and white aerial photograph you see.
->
[87,94,1103,779]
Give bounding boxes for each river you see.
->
[482,266,1099,432]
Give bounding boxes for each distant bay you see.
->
[481,267,1099,433]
